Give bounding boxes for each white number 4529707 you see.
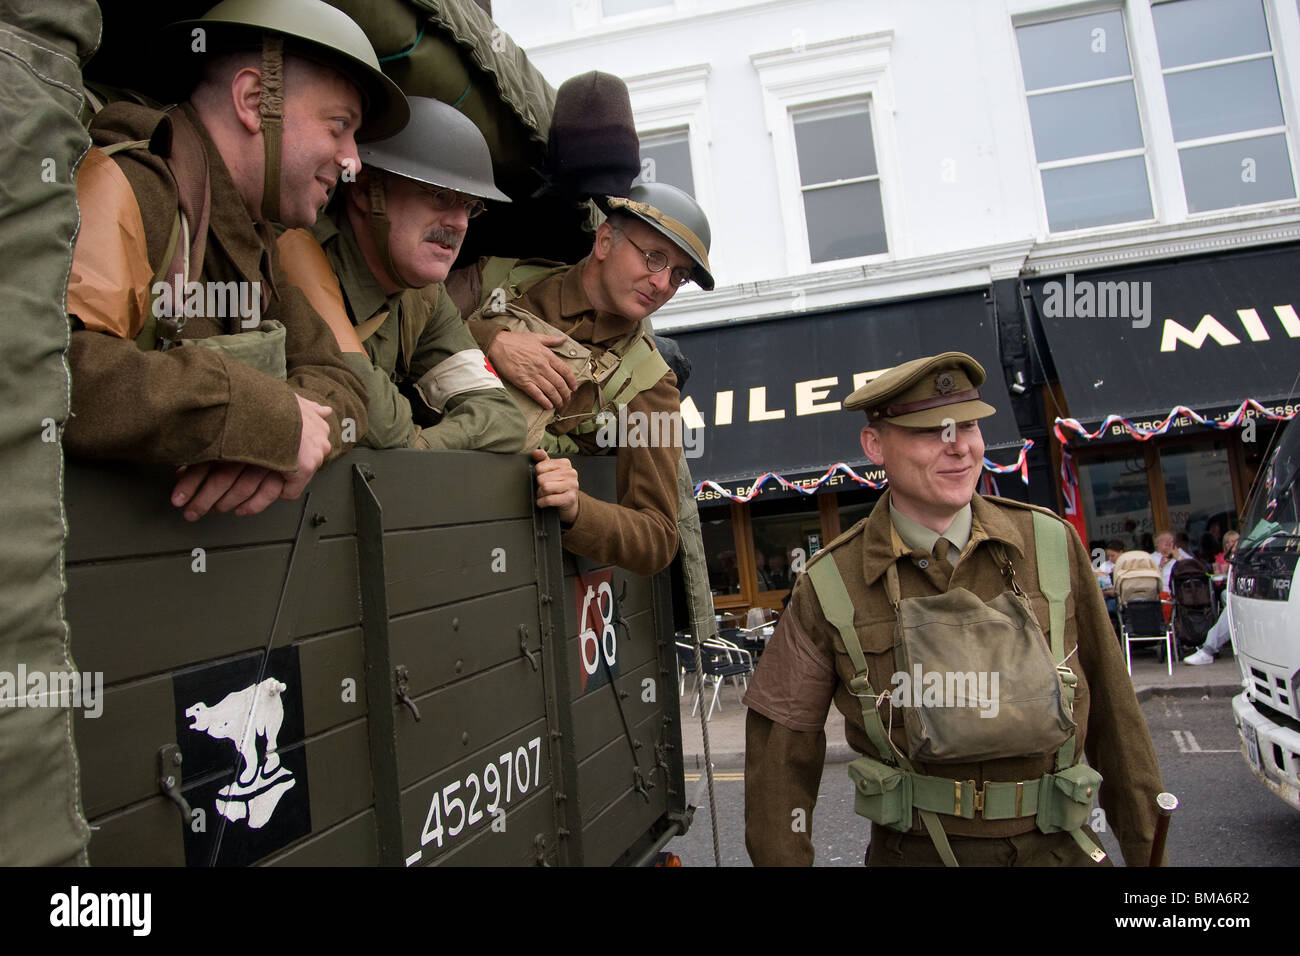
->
[421,736,543,849]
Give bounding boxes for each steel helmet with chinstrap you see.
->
[165,0,410,221]
[356,96,510,289]
[605,181,713,291]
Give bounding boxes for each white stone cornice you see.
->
[1022,207,1300,275]
[652,238,1036,332]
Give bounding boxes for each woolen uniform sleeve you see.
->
[65,329,306,471]
[743,572,838,865]
[560,372,680,576]
[340,350,418,450]
[1067,521,1167,866]
[271,273,369,463]
[407,287,525,453]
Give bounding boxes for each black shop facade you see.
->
[1023,239,1300,565]
[672,286,1028,616]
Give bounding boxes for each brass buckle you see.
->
[954,780,986,817]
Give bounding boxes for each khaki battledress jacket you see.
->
[65,102,367,471]
[304,209,525,452]
[744,491,1166,866]
[465,260,680,576]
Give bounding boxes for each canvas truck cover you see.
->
[0,0,101,866]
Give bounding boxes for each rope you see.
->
[690,632,722,867]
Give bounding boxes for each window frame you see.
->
[1012,0,1300,237]
[751,32,902,274]
[790,98,890,263]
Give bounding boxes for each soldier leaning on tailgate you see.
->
[456,180,714,578]
[277,95,526,453]
[743,352,1167,867]
[65,0,408,520]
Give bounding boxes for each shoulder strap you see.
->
[806,557,899,768]
[599,335,671,408]
[477,256,569,310]
[1031,510,1070,665]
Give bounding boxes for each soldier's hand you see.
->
[172,463,284,521]
[487,331,578,410]
[280,395,334,500]
[531,448,580,524]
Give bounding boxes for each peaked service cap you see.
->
[844,351,997,427]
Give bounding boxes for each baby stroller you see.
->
[1112,551,1175,674]
[1171,557,1215,655]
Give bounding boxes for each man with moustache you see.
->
[65,0,409,520]
[743,352,1165,867]
[278,96,524,452]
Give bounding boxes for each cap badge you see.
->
[934,372,957,395]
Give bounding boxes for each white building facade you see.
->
[494,0,1300,614]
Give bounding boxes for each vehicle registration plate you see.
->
[1243,722,1261,772]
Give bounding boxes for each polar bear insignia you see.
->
[186,678,296,829]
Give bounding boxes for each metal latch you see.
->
[157,744,192,823]
[519,625,539,671]
[395,665,421,721]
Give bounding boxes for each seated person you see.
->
[278,96,524,452]
[1150,530,1192,592]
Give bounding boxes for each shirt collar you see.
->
[889,502,972,563]
[861,492,1025,584]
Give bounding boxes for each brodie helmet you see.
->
[605,181,713,291]
[166,0,409,221]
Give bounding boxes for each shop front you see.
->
[674,287,1024,614]
[1027,241,1300,561]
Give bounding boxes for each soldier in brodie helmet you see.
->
[277,96,526,452]
[459,180,715,576]
[65,0,407,520]
[744,352,1167,866]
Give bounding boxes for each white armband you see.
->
[414,348,504,412]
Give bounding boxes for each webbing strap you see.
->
[1030,511,1077,769]
[1032,511,1069,664]
[805,557,896,766]
[477,257,566,310]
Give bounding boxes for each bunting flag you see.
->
[693,441,1035,504]
[1059,450,1090,543]
[1054,398,1297,444]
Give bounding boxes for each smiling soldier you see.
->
[458,181,714,576]
[743,351,1166,867]
[278,96,525,452]
[65,0,409,519]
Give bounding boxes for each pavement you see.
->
[677,647,1246,771]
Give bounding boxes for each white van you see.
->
[1229,418,1300,811]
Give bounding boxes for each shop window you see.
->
[792,101,888,262]
[750,496,823,592]
[701,507,740,596]
[634,127,695,196]
[1016,9,1153,232]
[1077,452,1157,553]
[1158,441,1239,561]
[1152,0,1294,211]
